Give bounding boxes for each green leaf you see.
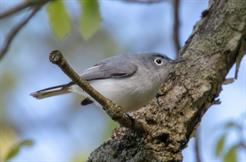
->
[47,0,71,39]
[4,140,34,161]
[223,146,237,162]
[79,0,101,40]
[215,134,226,157]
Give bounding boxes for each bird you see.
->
[31,53,178,112]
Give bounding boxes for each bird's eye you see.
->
[154,58,163,65]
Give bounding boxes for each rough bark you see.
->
[88,0,246,161]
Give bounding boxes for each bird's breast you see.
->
[90,77,159,112]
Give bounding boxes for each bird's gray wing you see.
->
[81,60,138,81]
[71,55,138,106]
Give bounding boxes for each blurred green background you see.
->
[0,0,245,162]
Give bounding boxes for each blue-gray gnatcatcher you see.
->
[31,53,178,112]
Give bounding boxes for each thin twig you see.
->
[234,37,246,79]
[173,0,181,58]
[49,50,150,133]
[240,142,246,149]
[0,0,52,60]
[0,0,50,19]
[122,0,166,4]
[0,7,40,60]
[238,118,246,150]
[194,128,202,162]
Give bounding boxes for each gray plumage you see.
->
[31,53,177,112]
[81,55,138,81]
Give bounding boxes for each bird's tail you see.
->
[31,83,73,99]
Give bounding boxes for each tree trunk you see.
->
[88,0,246,161]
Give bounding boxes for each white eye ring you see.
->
[154,58,163,65]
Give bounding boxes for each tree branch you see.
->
[49,50,150,133]
[122,0,166,4]
[0,0,51,61]
[194,128,202,162]
[0,0,51,19]
[172,0,181,58]
[0,7,40,60]
[88,0,246,161]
